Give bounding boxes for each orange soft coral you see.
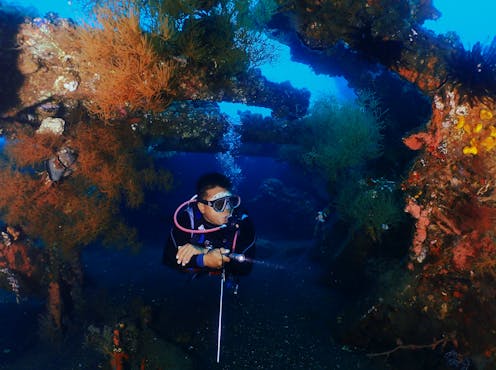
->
[75,7,175,121]
[0,121,171,254]
[69,122,146,207]
[403,128,443,156]
[403,132,432,150]
[48,281,62,329]
[0,242,36,277]
[395,64,442,92]
[6,131,64,167]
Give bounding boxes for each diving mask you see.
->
[198,192,241,213]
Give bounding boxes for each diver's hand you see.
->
[176,243,207,266]
[203,248,231,269]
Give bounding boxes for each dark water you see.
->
[0,153,388,369]
[0,243,386,369]
[148,152,328,239]
[84,239,386,370]
[0,242,385,370]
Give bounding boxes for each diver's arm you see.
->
[203,248,231,269]
[163,211,206,269]
[164,214,229,269]
[177,245,231,268]
[165,238,210,270]
[176,243,207,266]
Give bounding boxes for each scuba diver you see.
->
[163,172,256,362]
[163,172,256,279]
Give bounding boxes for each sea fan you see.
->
[445,37,496,104]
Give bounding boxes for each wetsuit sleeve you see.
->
[162,211,204,270]
[228,216,256,276]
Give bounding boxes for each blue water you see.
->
[424,0,496,48]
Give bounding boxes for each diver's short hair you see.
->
[196,172,232,199]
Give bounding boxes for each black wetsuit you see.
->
[163,203,256,276]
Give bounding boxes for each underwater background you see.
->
[1,0,496,369]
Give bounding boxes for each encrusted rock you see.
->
[36,117,65,135]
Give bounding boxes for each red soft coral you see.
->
[405,198,431,260]
[453,199,496,234]
[452,239,475,270]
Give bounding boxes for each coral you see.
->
[431,207,461,236]
[296,91,384,182]
[266,0,496,362]
[451,231,496,273]
[248,0,279,31]
[398,90,496,358]
[0,241,36,277]
[336,177,404,241]
[110,326,129,370]
[48,280,62,329]
[0,117,175,332]
[5,130,64,166]
[403,131,438,151]
[402,113,445,158]
[110,351,129,370]
[70,123,142,205]
[452,198,496,234]
[12,15,82,109]
[404,198,430,262]
[0,121,172,253]
[452,105,496,156]
[74,6,175,121]
[452,239,475,271]
[480,109,493,120]
[176,14,249,84]
[445,38,496,105]
[396,60,443,93]
[78,0,276,100]
[0,267,21,303]
[147,0,277,67]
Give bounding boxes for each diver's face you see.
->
[198,186,232,226]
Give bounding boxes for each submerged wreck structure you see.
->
[269,1,496,368]
[1,0,496,368]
